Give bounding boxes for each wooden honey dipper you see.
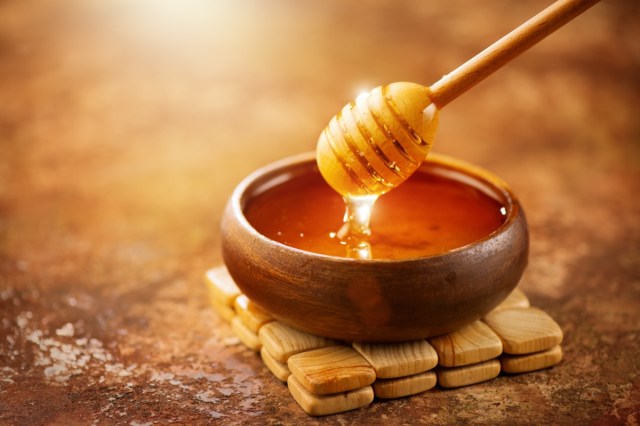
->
[316,0,600,197]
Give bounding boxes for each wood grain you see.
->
[352,340,438,379]
[428,320,503,367]
[204,266,241,307]
[260,347,291,382]
[501,346,563,374]
[210,298,236,323]
[287,346,376,395]
[436,359,501,388]
[489,287,530,313]
[234,294,274,333]
[258,321,337,363]
[287,376,374,417]
[484,307,563,355]
[231,316,262,352]
[373,371,437,400]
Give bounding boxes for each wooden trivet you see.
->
[204,266,564,416]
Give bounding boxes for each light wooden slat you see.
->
[288,345,376,395]
[352,340,438,379]
[231,316,261,352]
[259,321,337,363]
[373,371,437,399]
[210,298,236,323]
[234,294,274,333]
[489,287,530,313]
[204,266,241,306]
[287,375,374,417]
[501,345,563,373]
[436,359,501,388]
[260,347,291,382]
[483,307,563,355]
[428,320,503,367]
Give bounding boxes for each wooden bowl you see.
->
[221,152,528,342]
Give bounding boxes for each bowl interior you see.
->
[236,152,516,261]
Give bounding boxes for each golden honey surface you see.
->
[244,166,506,259]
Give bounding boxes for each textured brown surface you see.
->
[1,0,638,424]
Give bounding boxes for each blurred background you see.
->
[1,0,639,423]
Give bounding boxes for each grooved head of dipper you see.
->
[316,82,440,197]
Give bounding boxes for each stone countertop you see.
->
[1,0,638,424]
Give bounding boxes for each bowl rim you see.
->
[226,151,521,264]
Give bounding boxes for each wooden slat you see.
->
[231,316,261,352]
[234,294,273,333]
[501,345,563,373]
[436,359,501,388]
[483,307,563,355]
[210,298,236,323]
[428,320,502,367]
[288,346,376,395]
[261,347,291,382]
[373,371,437,399]
[204,266,241,306]
[489,287,530,313]
[353,340,438,379]
[287,375,374,417]
[259,321,337,363]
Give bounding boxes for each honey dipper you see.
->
[316,0,600,197]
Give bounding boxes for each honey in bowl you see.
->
[244,157,506,260]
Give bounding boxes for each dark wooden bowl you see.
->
[221,152,528,342]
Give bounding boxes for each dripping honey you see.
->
[244,165,507,260]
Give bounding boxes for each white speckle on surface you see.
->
[89,338,103,348]
[1,367,17,384]
[222,336,240,346]
[26,330,43,343]
[92,350,113,362]
[20,320,135,386]
[16,312,32,329]
[219,388,233,397]
[56,323,75,337]
[151,372,175,382]
[44,364,69,382]
[176,370,224,382]
[196,391,219,403]
[1,288,14,301]
[50,346,76,362]
[10,307,266,419]
[35,356,51,367]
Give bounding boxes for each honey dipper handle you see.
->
[427,0,600,108]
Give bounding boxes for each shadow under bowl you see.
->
[221,152,528,342]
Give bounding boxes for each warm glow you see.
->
[337,195,378,259]
[355,90,371,104]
